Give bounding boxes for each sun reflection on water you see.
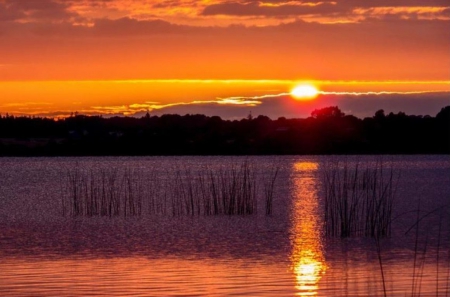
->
[290,161,326,296]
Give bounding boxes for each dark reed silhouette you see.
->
[322,160,397,238]
[62,162,279,217]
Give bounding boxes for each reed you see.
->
[264,167,279,215]
[169,162,259,216]
[373,200,450,297]
[374,235,387,297]
[63,168,142,217]
[62,161,278,217]
[411,205,450,297]
[323,160,397,238]
[411,200,421,296]
[443,239,449,297]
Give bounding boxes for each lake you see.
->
[1,156,449,296]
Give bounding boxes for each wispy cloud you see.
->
[10,91,450,120]
[149,91,450,119]
[87,96,263,116]
[1,102,52,108]
[319,90,448,96]
[67,91,450,118]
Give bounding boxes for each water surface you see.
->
[1,156,449,296]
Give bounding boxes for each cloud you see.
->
[83,96,262,116]
[201,1,341,17]
[334,92,450,118]
[10,91,449,120]
[2,0,448,27]
[201,0,450,20]
[91,17,191,35]
[66,92,450,119]
[140,92,450,119]
[0,102,51,108]
[0,0,75,22]
[0,1,448,81]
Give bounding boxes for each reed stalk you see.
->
[62,161,279,217]
[323,160,397,238]
[264,167,279,215]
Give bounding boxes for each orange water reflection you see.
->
[290,161,326,296]
[0,257,293,296]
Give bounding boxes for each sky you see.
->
[0,0,449,119]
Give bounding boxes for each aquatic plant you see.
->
[63,168,141,217]
[62,161,278,217]
[264,167,279,215]
[373,199,450,297]
[323,160,398,238]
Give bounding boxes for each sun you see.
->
[291,84,319,100]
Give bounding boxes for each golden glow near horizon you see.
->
[1,80,448,118]
[291,85,320,100]
[291,161,326,296]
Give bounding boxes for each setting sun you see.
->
[291,84,319,100]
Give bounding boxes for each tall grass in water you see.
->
[196,162,258,216]
[323,160,397,238]
[63,161,279,217]
[264,167,279,215]
[63,168,143,217]
[405,203,450,297]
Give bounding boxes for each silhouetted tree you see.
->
[374,109,385,119]
[437,106,450,120]
[0,106,448,156]
[311,106,345,118]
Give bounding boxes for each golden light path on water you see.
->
[290,161,326,296]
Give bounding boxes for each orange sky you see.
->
[0,0,449,117]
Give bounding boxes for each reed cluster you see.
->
[63,168,144,217]
[374,204,450,297]
[323,161,397,238]
[62,162,279,217]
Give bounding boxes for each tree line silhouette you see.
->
[0,106,449,156]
